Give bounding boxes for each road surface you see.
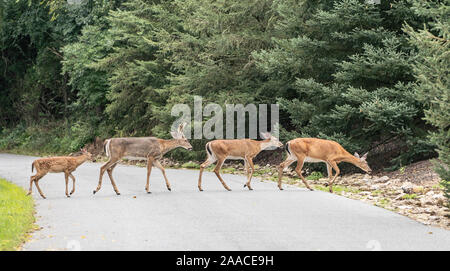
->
[0,153,449,250]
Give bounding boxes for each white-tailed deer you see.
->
[93,123,192,195]
[198,132,283,191]
[277,138,371,193]
[27,148,93,199]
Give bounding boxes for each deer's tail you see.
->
[285,142,291,155]
[31,161,35,173]
[104,139,112,158]
[206,142,213,156]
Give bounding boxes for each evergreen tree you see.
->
[254,0,434,169]
[405,0,450,204]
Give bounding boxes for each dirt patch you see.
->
[384,160,441,185]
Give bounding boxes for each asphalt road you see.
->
[1,153,449,251]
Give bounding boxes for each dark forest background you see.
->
[0,0,448,188]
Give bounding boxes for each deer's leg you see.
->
[277,156,296,190]
[294,157,314,191]
[198,155,216,191]
[153,160,171,191]
[327,161,340,193]
[244,160,249,177]
[326,163,333,181]
[94,159,118,195]
[27,175,35,196]
[64,172,70,198]
[33,174,46,199]
[69,173,76,195]
[106,163,120,195]
[243,157,255,190]
[214,158,231,191]
[145,158,154,193]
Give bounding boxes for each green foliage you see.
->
[0,121,98,154]
[0,0,448,175]
[254,0,434,168]
[181,161,201,169]
[405,0,450,204]
[401,193,417,200]
[306,171,324,181]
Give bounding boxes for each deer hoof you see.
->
[93,190,97,194]
[147,191,151,194]
[167,187,171,191]
[243,184,247,187]
[116,192,121,196]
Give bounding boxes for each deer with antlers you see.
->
[277,138,371,193]
[27,148,93,199]
[198,132,283,191]
[93,123,192,195]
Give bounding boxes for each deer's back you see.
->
[34,156,74,173]
[209,139,259,157]
[288,138,347,160]
[109,137,162,158]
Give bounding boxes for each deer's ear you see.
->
[354,152,360,158]
[260,132,271,139]
[178,122,187,133]
[170,131,180,139]
[361,152,368,161]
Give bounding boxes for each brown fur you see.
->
[93,123,192,195]
[198,133,283,191]
[277,138,371,193]
[27,149,92,199]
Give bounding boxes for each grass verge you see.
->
[0,178,36,251]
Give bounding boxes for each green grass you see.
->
[181,161,201,169]
[401,193,418,200]
[253,168,275,177]
[0,178,35,251]
[310,184,361,194]
[306,171,324,181]
[221,167,237,174]
[371,190,383,196]
[377,198,390,207]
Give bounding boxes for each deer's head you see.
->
[81,148,93,161]
[354,152,371,174]
[260,132,283,150]
[171,123,193,150]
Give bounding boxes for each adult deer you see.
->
[93,123,192,195]
[277,138,371,193]
[198,132,283,191]
[27,148,93,199]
